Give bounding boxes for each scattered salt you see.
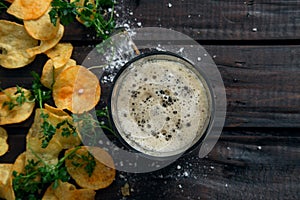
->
[252,27,258,32]
[177,165,182,170]
[168,3,172,8]
[183,171,189,177]
[257,146,262,150]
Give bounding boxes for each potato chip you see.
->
[0,20,38,69]
[42,184,59,200]
[26,109,63,166]
[0,87,35,125]
[0,127,9,156]
[7,0,52,20]
[0,164,15,200]
[60,188,96,200]
[41,59,77,89]
[44,103,69,117]
[26,105,81,166]
[45,43,73,69]
[44,181,96,200]
[5,0,14,3]
[53,65,101,113]
[24,7,60,40]
[65,146,115,190]
[44,104,81,149]
[26,24,64,58]
[41,59,55,89]
[12,152,26,174]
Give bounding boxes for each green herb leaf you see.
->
[56,120,77,137]
[40,112,57,148]
[13,146,81,199]
[69,150,96,177]
[49,0,115,39]
[31,72,52,107]
[1,85,32,110]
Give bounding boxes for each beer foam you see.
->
[111,56,211,157]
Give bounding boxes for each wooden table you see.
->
[1,0,300,199]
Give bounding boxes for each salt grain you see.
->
[183,171,189,177]
[168,3,172,8]
[257,146,262,150]
[177,165,182,170]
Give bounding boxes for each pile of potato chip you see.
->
[0,0,115,199]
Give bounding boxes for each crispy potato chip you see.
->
[42,185,59,200]
[45,43,73,69]
[0,20,38,69]
[0,87,35,125]
[0,127,9,156]
[24,7,60,40]
[44,104,81,149]
[7,0,52,20]
[12,152,26,174]
[44,103,69,117]
[54,59,77,76]
[61,188,96,200]
[26,106,81,166]
[41,59,55,89]
[65,146,115,190]
[45,181,96,200]
[0,164,15,200]
[53,65,101,113]
[41,59,77,89]
[26,109,63,166]
[0,164,12,186]
[26,24,64,58]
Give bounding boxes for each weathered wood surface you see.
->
[1,129,299,199]
[1,0,300,199]
[3,0,300,41]
[1,45,299,128]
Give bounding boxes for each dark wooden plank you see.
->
[2,0,300,41]
[208,45,300,128]
[2,45,299,128]
[119,0,300,41]
[1,129,299,199]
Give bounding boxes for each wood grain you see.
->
[119,0,300,41]
[2,0,299,42]
[1,129,299,199]
[1,45,299,128]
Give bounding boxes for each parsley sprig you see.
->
[30,72,57,148]
[72,107,116,146]
[12,146,81,200]
[68,150,96,177]
[1,85,33,110]
[49,0,116,39]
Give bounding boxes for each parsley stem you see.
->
[27,143,48,166]
[38,89,43,109]
[60,146,81,164]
